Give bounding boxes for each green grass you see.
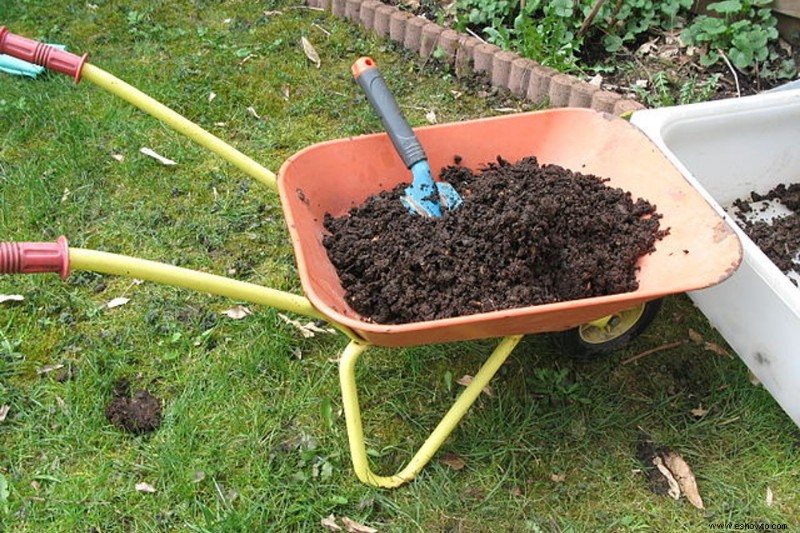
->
[1,1,799,531]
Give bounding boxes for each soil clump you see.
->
[105,379,163,434]
[323,156,668,324]
[733,183,800,284]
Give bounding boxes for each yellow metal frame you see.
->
[80,64,279,192]
[68,247,360,341]
[68,247,523,488]
[338,336,523,488]
[60,62,526,488]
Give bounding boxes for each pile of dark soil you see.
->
[105,379,163,434]
[323,156,668,324]
[733,183,800,282]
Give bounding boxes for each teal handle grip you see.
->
[353,57,426,169]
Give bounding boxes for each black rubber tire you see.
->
[550,298,664,361]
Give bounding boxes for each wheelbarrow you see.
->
[0,28,742,488]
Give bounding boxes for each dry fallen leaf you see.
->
[703,341,731,358]
[221,305,252,320]
[139,147,177,166]
[37,364,64,375]
[301,36,321,68]
[341,517,378,533]
[278,313,335,338]
[550,473,566,483]
[0,295,24,304]
[0,405,9,423]
[690,405,708,418]
[106,297,130,309]
[456,375,494,396]
[311,23,331,37]
[689,329,731,357]
[439,452,466,471]
[652,456,681,500]
[748,371,762,386]
[321,514,342,532]
[637,39,658,56]
[719,416,741,426]
[662,451,704,509]
[135,482,157,493]
[111,154,124,162]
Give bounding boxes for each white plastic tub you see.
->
[631,89,800,428]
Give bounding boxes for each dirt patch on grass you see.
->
[323,156,668,324]
[105,379,163,434]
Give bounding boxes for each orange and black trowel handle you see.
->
[352,57,427,169]
[0,26,88,83]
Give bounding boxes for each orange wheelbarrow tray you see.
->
[0,28,741,488]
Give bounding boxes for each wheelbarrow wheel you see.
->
[550,299,664,360]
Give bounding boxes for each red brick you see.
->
[373,5,394,37]
[508,57,536,96]
[473,43,500,75]
[590,90,622,114]
[526,64,558,104]
[613,98,647,116]
[420,23,444,59]
[491,51,517,89]
[548,73,576,108]
[568,80,599,108]
[389,10,412,43]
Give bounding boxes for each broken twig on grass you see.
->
[622,340,688,365]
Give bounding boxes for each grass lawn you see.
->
[1,1,799,531]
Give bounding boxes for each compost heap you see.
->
[323,156,668,324]
[733,183,800,284]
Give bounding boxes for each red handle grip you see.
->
[0,236,70,279]
[0,26,88,83]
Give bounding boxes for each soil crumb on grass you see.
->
[323,156,668,324]
[733,183,800,284]
[105,379,163,434]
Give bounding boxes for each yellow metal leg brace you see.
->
[339,335,523,488]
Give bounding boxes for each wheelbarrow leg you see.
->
[338,335,523,488]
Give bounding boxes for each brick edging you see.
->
[306,0,645,113]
